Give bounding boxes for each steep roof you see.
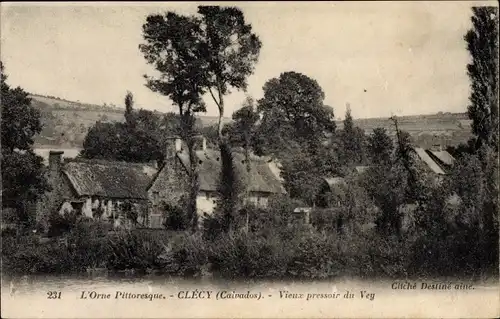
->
[62,159,157,199]
[428,150,455,166]
[414,148,446,175]
[175,149,286,194]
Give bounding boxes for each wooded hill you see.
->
[31,94,472,149]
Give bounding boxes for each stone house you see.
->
[37,151,157,230]
[147,137,286,228]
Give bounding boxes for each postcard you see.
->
[1,1,499,318]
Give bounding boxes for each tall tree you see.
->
[391,116,425,204]
[340,105,365,166]
[226,96,259,172]
[257,71,336,156]
[1,62,49,227]
[368,127,394,165]
[81,97,168,164]
[124,91,136,128]
[463,6,499,272]
[140,12,208,229]
[198,5,261,232]
[465,7,499,152]
[256,72,337,203]
[197,5,262,142]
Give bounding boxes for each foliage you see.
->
[339,106,366,166]
[201,212,226,241]
[162,201,189,231]
[82,91,183,164]
[361,163,407,237]
[267,195,305,227]
[215,141,242,233]
[209,232,289,279]
[1,62,50,226]
[140,11,210,228]
[464,7,499,152]
[47,208,80,237]
[196,5,262,139]
[1,62,42,153]
[120,200,138,226]
[253,71,340,204]
[367,127,394,165]
[140,5,261,229]
[224,96,260,170]
[124,91,135,127]
[257,71,336,155]
[1,220,110,274]
[462,7,499,275]
[168,234,208,277]
[279,145,323,205]
[107,230,168,272]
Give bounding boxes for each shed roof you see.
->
[354,166,370,174]
[429,150,455,166]
[323,177,346,189]
[175,149,285,194]
[414,148,446,175]
[63,160,156,199]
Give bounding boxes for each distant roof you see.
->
[175,149,285,194]
[354,166,370,174]
[63,160,157,199]
[323,177,346,189]
[414,148,445,175]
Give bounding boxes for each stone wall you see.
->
[148,157,189,228]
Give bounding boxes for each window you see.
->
[260,197,269,207]
[152,191,160,203]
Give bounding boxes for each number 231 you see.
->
[47,291,62,299]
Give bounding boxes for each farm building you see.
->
[413,146,455,175]
[37,151,157,230]
[147,137,286,228]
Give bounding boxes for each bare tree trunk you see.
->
[187,137,199,232]
[217,98,225,143]
[244,135,251,234]
[181,112,199,232]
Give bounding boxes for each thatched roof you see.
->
[175,149,286,194]
[63,159,157,200]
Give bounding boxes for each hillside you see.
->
[30,94,227,148]
[30,94,472,150]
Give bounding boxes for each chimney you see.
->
[201,136,207,151]
[49,151,64,174]
[175,138,183,152]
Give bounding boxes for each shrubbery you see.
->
[2,182,498,280]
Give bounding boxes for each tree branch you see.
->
[208,87,221,108]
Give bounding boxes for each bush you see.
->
[2,220,111,274]
[162,202,189,231]
[206,231,289,279]
[168,234,208,277]
[66,219,111,269]
[286,231,342,279]
[107,230,168,272]
[47,209,79,237]
[201,213,225,241]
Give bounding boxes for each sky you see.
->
[0,1,496,119]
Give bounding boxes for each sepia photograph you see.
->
[1,1,499,318]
